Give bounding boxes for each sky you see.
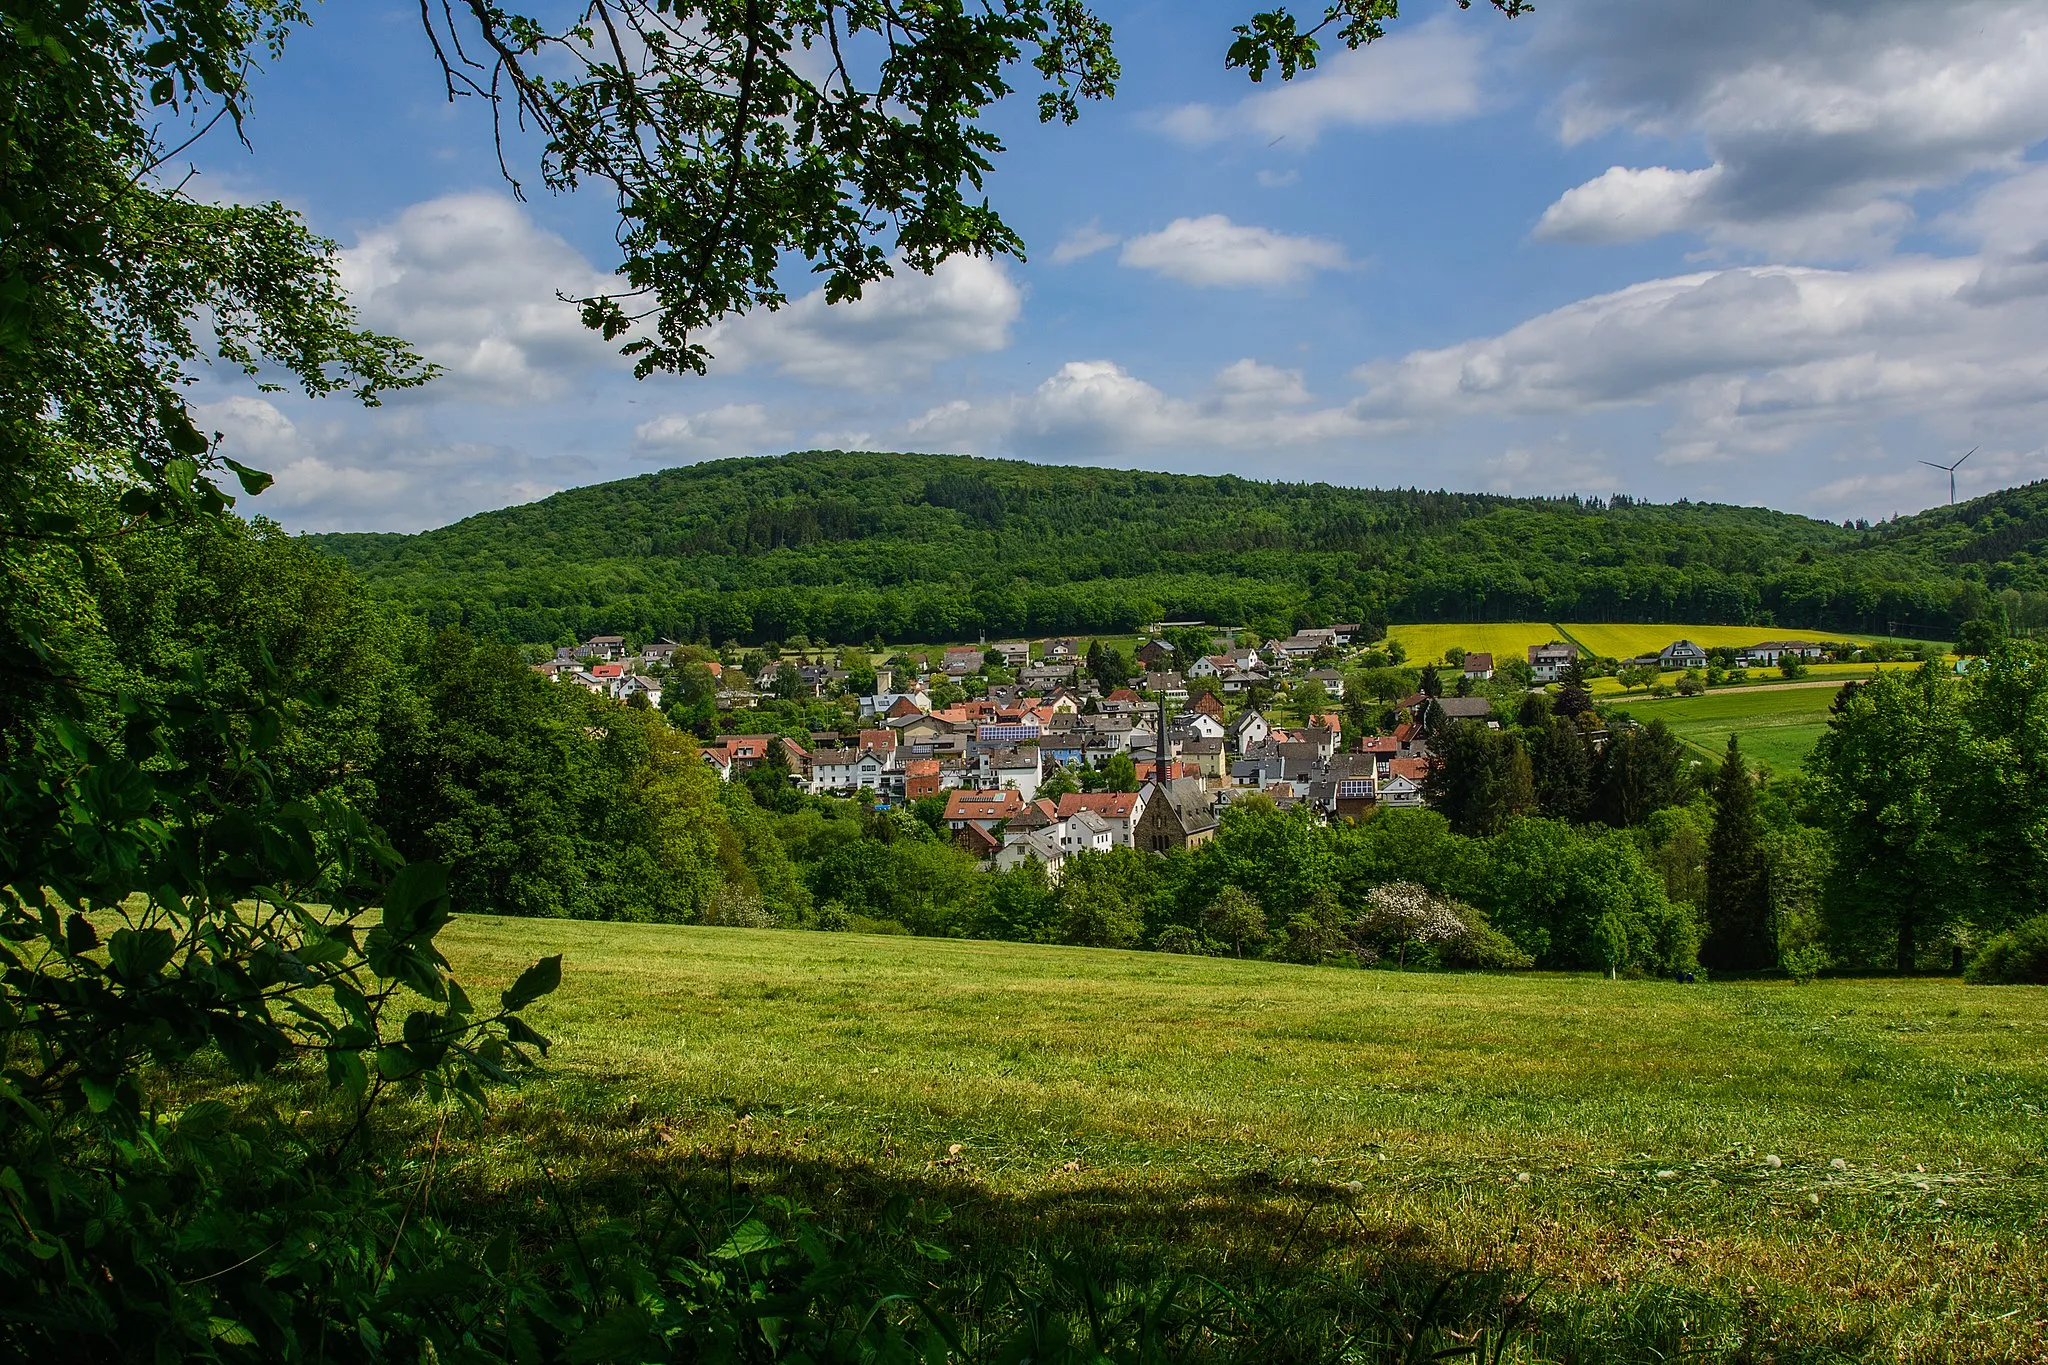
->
[184,0,2048,533]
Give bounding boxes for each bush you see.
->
[1966,915,2048,984]
[1152,925,1209,955]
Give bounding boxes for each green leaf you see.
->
[381,861,448,936]
[710,1217,780,1259]
[107,927,176,981]
[64,912,98,955]
[501,954,562,1012]
[223,458,274,495]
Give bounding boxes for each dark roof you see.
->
[1437,697,1494,719]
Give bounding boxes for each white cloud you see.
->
[905,358,1379,460]
[1158,16,1484,146]
[633,403,792,460]
[706,255,1021,386]
[1351,231,2048,470]
[193,394,576,532]
[1051,222,1120,264]
[340,193,624,402]
[1531,0,2048,257]
[1119,215,1348,288]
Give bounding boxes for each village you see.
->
[530,626,1848,882]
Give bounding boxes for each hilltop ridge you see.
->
[307,450,2040,645]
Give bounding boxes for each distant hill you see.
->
[306,450,2028,646]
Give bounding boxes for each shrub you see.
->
[703,887,781,927]
[1966,915,2048,984]
[1152,925,1209,955]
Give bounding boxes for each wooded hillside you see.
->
[309,450,2038,645]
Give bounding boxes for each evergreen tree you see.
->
[1702,734,1773,971]
[1419,663,1443,698]
[1594,720,1690,827]
[1530,714,1594,823]
[1423,722,1535,836]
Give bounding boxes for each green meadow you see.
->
[422,917,2048,1362]
[1605,685,1849,771]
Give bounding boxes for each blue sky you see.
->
[188,0,2048,531]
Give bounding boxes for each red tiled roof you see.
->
[886,695,924,718]
[1056,793,1138,821]
[1390,758,1430,781]
[943,789,1024,822]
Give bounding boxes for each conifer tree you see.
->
[1703,734,1773,970]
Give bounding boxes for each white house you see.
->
[993,825,1066,880]
[1527,642,1576,682]
[1227,710,1270,753]
[1178,710,1227,742]
[807,747,888,795]
[1739,639,1826,668]
[978,747,1044,803]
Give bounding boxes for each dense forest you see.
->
[310,450,2048,645]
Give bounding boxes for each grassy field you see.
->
[1386,622,1566,665]
[1559,622,1923,658]
[1603,684,1847,770]
[427,919,2048,1362]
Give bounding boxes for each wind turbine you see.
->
[1920,447,1976,505]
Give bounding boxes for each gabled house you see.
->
[1043,638,1080,660]
[942,646,985,677]
[993,640,1032,667]
[807,747,888,796]
[977,746,1044,803]
[1380,758,1429,808]
[1227,709,1270,753]
[992,825,1066,878]
[1139,670,1187,703]
[1462,652,1495,682]
[1657,639,1709,670]
[639,639,682,667]
[1305,669,1346,698]
[1101,687,1144,715]
[1135,639,1174,669]
[1054,792,1144,847]
[1527,641,1577,682]
[1190,689,1226,718]
[943,788,1026,832]
[1176,710,1226,743]
[1739,640,1825,667]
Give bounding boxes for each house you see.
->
[807,747,888,796]
[1227,709,1270,753]
[942,646,985,677]
[1139,670,1188,703]
[1186,654,1226,680]
[1433,696,1494,724]
[943,788,1026,832]
[640,639,682,667]
[1305,669,1347,699]
[1132,776,1217,852]
[904,758,944,800]
[978,746,1044,802]
[1190,689,1226,718]
[1307,754,1380,821]
[977,719,1043,747]
[954,821,1001,859]
[1176,710,1227,743]
[1462,652,1495,681]
[583,634,629,661]
[1019,662,1077,690]
[1330,624,1362,646]
[1054,792,1144,847]
[1135,639,1174,669]
[1100,687,1144,716]
[1527,641,1577,682]
[1740,639,1826,667]
[1177,735,1227,779]
[1380,758,1429,808]
[1043,637,1080,660]
[993,640,1031,667]
[992,824,1065,878]
[1274,630,1336,659]
[1657,639,1709,670]
[1057,807,1116,855]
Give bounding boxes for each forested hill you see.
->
[307,450,2027,646]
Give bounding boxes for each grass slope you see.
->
[1605,686,1846,770]
[435,918,2048,1360]
[1560,622,1917,657]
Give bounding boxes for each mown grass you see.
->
[420,919,2048,1362]
[1605,685,1853,770]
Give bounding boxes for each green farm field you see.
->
[428,918,2048,1362]
[1604,684,1846,770]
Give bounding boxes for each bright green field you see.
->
[1386,622,1564,664]
[1604,684,1846,770]
[1561,622,1912,658]
[432,919,2048,1361]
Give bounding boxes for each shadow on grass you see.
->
[406,1105,1874,1365]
